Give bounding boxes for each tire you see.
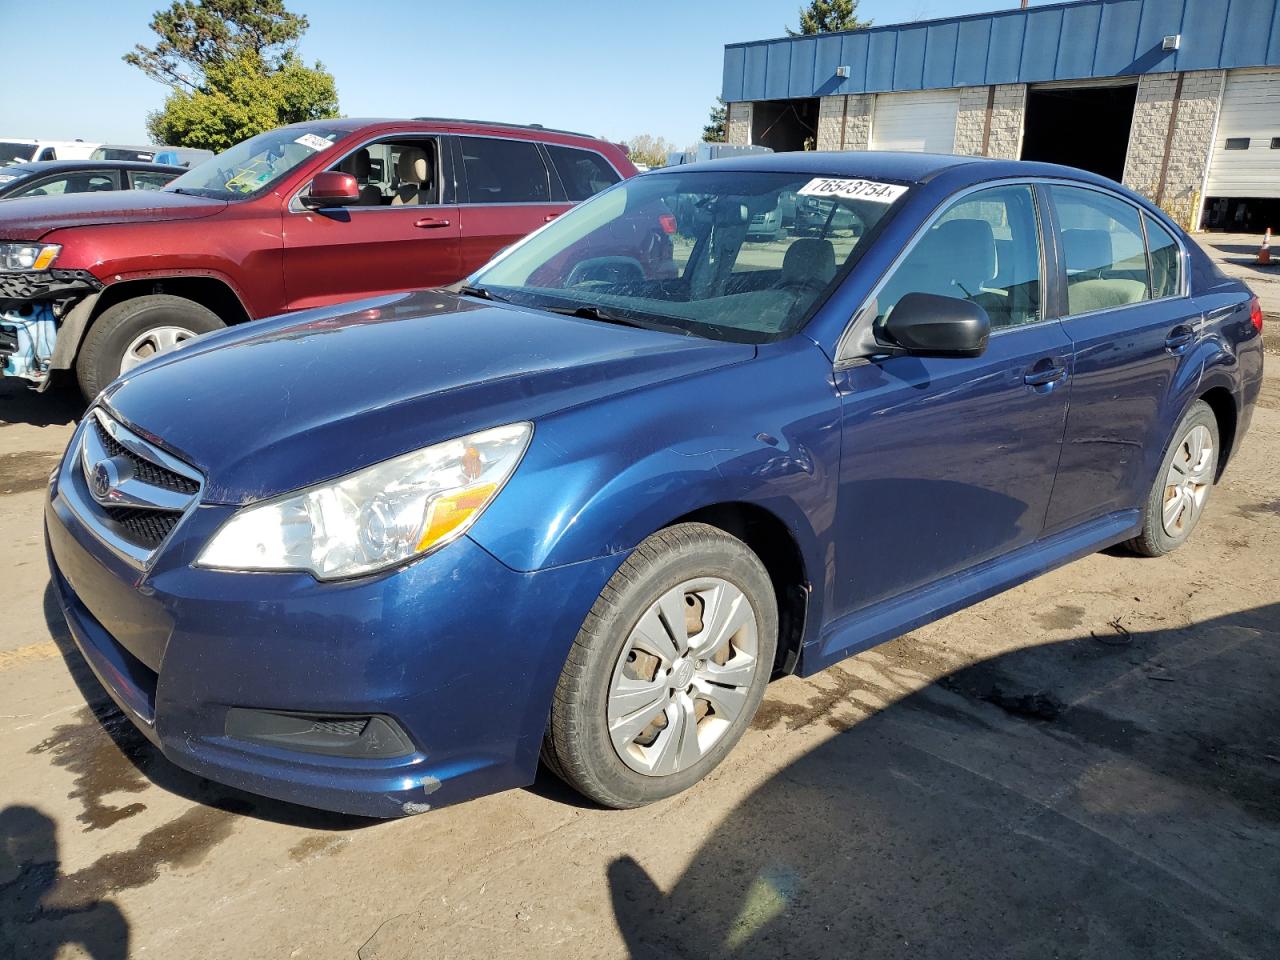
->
[1124,400,1220,557]
[543,523,778,808]
[75,295,225,400]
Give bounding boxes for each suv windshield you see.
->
[0,142,37,167]
[470,169,906,342]
[164,126,345,200]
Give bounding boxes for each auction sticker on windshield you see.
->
[797,178,908,204]
[294,133,334,152]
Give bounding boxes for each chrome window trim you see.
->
[834,177,1050,367]
[834,176,1192,366]
[286,131,448,214]
[59,408,205,571]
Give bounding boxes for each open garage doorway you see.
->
[752,99,820,152]
[1021,83,1137,181]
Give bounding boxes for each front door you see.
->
[831,183,1071,620]
[281,136,462,310]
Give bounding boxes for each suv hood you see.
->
[0,190,227,240]
[104,290,754,504]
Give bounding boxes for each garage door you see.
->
[869,90,960,154]
[1205,69,1280,199]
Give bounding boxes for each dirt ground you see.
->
[1,347,1279,958]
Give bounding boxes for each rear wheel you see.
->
[543,523,777,808]
[1125,400,1220,557]
[75,295,225,400]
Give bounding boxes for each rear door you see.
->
[454,135,570,275]
[281,135,462,310]
[1041,184,1197,535]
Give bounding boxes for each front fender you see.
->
[468,337,841,588]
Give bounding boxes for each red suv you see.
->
[0,118,635,399]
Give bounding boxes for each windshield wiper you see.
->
[457,284,508,303]
[545,304,652,329]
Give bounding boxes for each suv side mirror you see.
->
[881,292,990,359]
[301,171,360,209]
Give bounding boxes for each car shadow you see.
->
[609,602,1280,959]
[39,582,379,833]
[0,376,84,428]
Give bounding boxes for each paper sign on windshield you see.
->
[797,178,908,204]
[294,133,334,152]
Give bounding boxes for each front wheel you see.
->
[75,295,226,400]
[1125,400,1220,557]
[543,523,777,808]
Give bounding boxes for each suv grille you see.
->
[71,409,203,565]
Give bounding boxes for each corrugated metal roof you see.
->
[722,0,1280,102]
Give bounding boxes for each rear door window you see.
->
[458,136,551,204]
[1143,213,1183,300]
[1050,186,1152,316]
[130,170,177,191]
[545,145,620,201]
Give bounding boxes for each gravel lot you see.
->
[1,335,1277,959]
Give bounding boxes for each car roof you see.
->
[643,150,1135,193]
[284,117,618,147]
[1,159,186,175]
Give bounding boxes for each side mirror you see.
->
[301,171,359,209]
[881,292,990,359]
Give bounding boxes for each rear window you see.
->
[459,136,551,204]
[0,142,37,166]
[546,145,620,201]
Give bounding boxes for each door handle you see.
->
[1023,364,1067,387]
[1165,325,1195,353]
[414,217,451,229]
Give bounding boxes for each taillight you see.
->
[658,213,677,235]
[1250,295,1264,332]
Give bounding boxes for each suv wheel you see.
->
[76,295,225,400]
[1125,399,1220,557]
[543,523,777,808]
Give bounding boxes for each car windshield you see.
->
[0,142,37,167]
[164,126,345,200]
[469,169,907,342]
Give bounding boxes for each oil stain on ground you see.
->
[0,450,61,495]
[29,703,152,832]
[1034,604,1086,631]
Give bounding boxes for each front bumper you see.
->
[45,452,622,818]
[1,269,101,384]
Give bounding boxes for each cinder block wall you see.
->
[726,102,753,145]
[1122,70,1225,229]
[954,85,1027,158]
[816,95,874,151]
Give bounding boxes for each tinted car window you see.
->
[131,171,177,191]
[0,142,37,166]
[876,184,1042,332]
[12,172,117,198]
[1144,213,1183,300]
[459,136,550,204]
[546,145,620,201]
[1052,186,1151,316]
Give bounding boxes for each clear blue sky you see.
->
[0,0,1054,148]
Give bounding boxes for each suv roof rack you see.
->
[411,117,597,139]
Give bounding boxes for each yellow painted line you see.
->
[0,640,61,672]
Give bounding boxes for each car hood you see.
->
[0,189,227,240]
[103,290,755,505]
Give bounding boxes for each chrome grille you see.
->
[68,408,203,566]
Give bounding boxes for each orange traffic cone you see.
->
[1258,228,1273,266]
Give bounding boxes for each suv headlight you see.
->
[196,422,531,579]
[0,242,60,271]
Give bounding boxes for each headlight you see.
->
[196,422,531,579]
[0,242,60,271]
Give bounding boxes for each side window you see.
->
[38,147,56,161]
[1051,186,1151,316]
[327,138,439,207]
[875,184,1042,332]
[11,173,114,198]
[459,136,551,204]
[131,171,176,191]
[545,145,620,201]
[1144,213,1183,299]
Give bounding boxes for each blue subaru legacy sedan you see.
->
[46,152,1264,816]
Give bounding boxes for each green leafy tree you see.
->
[627,134,676,169]
[703,98,727,143]
[787,0,871,36]
[126,0,339,151]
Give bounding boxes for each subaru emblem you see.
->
[91,460,115,501]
